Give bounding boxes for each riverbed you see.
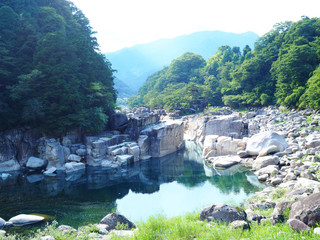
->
[0,142,264,230]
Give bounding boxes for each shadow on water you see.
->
[0,141,264,231]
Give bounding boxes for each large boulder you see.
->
[141,120,184,158]
[0,160,20,172]
[252,156,279,170]
[289,192,320,226]
[207,155,241,169]
[26,157,47,170]
[245,131,288,157]
[109,113,128,132]
[9,214,44,226]
[200,204,247,224]
[39,139,65,170]
[100,213,136,231]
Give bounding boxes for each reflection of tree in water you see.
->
[176,160,208,188]
[208,172,261,195]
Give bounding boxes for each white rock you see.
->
[252,156,279,170]
[9,214,44,226]
[0,217,5,229]
[67,154,81,162]
[65,162,85,173]
[26,157,47,169]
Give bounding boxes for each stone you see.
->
[57,225,77,234]
[255,165,279,176]
[245,209,264,223]
[138,135,150,157]
[208,155,241,168]
[289,192,320,226]
[43,167,57,176]
[200,204,246,224]
[67,154,81,162]
[271,177,283,186]
[0,230,5,237]
[100,213,136,231]
[231,220,250,230]
[315,227,320,235]
[41,236,55,240]
[39,139,65,170]
[245,131,288,156]
[116,155,134,165]
[26,156,47,169]
[252,156,279,170]
[76,148,86,156]
[128,146,140,162]
[0,160,20,172]
[27,174,44,183]
[65,162,85,173]
[9,214,44,226]
[96,224,109,234]
[0,217,5,229]
[287,219,310,232]
[109,113,128,132]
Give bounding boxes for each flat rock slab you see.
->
[208,155,241,169]
[9,214,44,226]
[200,204,247,224]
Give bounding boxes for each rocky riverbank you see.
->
[1,106,320,238]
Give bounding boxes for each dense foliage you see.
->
[0,0,116,134]
[129,17,320,111]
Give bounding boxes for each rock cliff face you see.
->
[184,114,244,143]
[0,129,40,172]
[141,120,185,158]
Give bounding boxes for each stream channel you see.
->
[0,141,265,232]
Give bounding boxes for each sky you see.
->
[71,0,320,53]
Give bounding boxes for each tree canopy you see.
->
[0,0,116,134]
[129,17,320,111]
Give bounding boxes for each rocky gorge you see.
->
[1,106,320,238]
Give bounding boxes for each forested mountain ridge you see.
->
[105,31,259,92]
[0,0,116,134]
[129,17,320,111]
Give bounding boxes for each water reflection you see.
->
[0,141,263,227]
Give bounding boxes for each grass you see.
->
[2,213,320,240]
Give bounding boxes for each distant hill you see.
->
[105,31,260,93]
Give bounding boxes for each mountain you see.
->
[105,31,260,93]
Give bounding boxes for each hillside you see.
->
[0,0,116,133]
[105,31,259,92]
[128,17,320,112]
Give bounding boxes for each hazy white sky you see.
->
[71,0,320,53]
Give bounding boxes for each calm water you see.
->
[0,142,264,230]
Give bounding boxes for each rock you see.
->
[39,139,65,170]
[27,174,44,183]
[128,146,140,162]
[0,160,21,172]
[315,227,320,235]
[43,167,57,176]
[108,230,135,238]
[116,155,134,165]
[287,219,310,232]
[0,217,5,229]
[4,222,13,228]
[271,177,283,186]
[67,154,81,162]
[9,214,44,226]
[245,209,264,223]
[245,131,288,157]
[142,120,184,158]
[57,225,77,234]
[252,156,279,170]
[255,165,279,176]
[138,135,150,157]
[289,192,320,226]
[100,213,136,231]
[65,162,85,173]
[0,230,5,237]
[76,148,86,156]
[96,224,109,234]
[41,236,55,240]
[270,214,285,225]
[109,113,128,132]
[26,156,47,170]
[208,155,241,168]
[200,204,246,224]
[231,220,250,230]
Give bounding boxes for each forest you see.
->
[129,17,320,112]
[0,0,116,134]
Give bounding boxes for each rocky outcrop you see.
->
[184,114,244,142]
[141,120,184,158]
[200,204,247,224]
[38,138,65,170]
